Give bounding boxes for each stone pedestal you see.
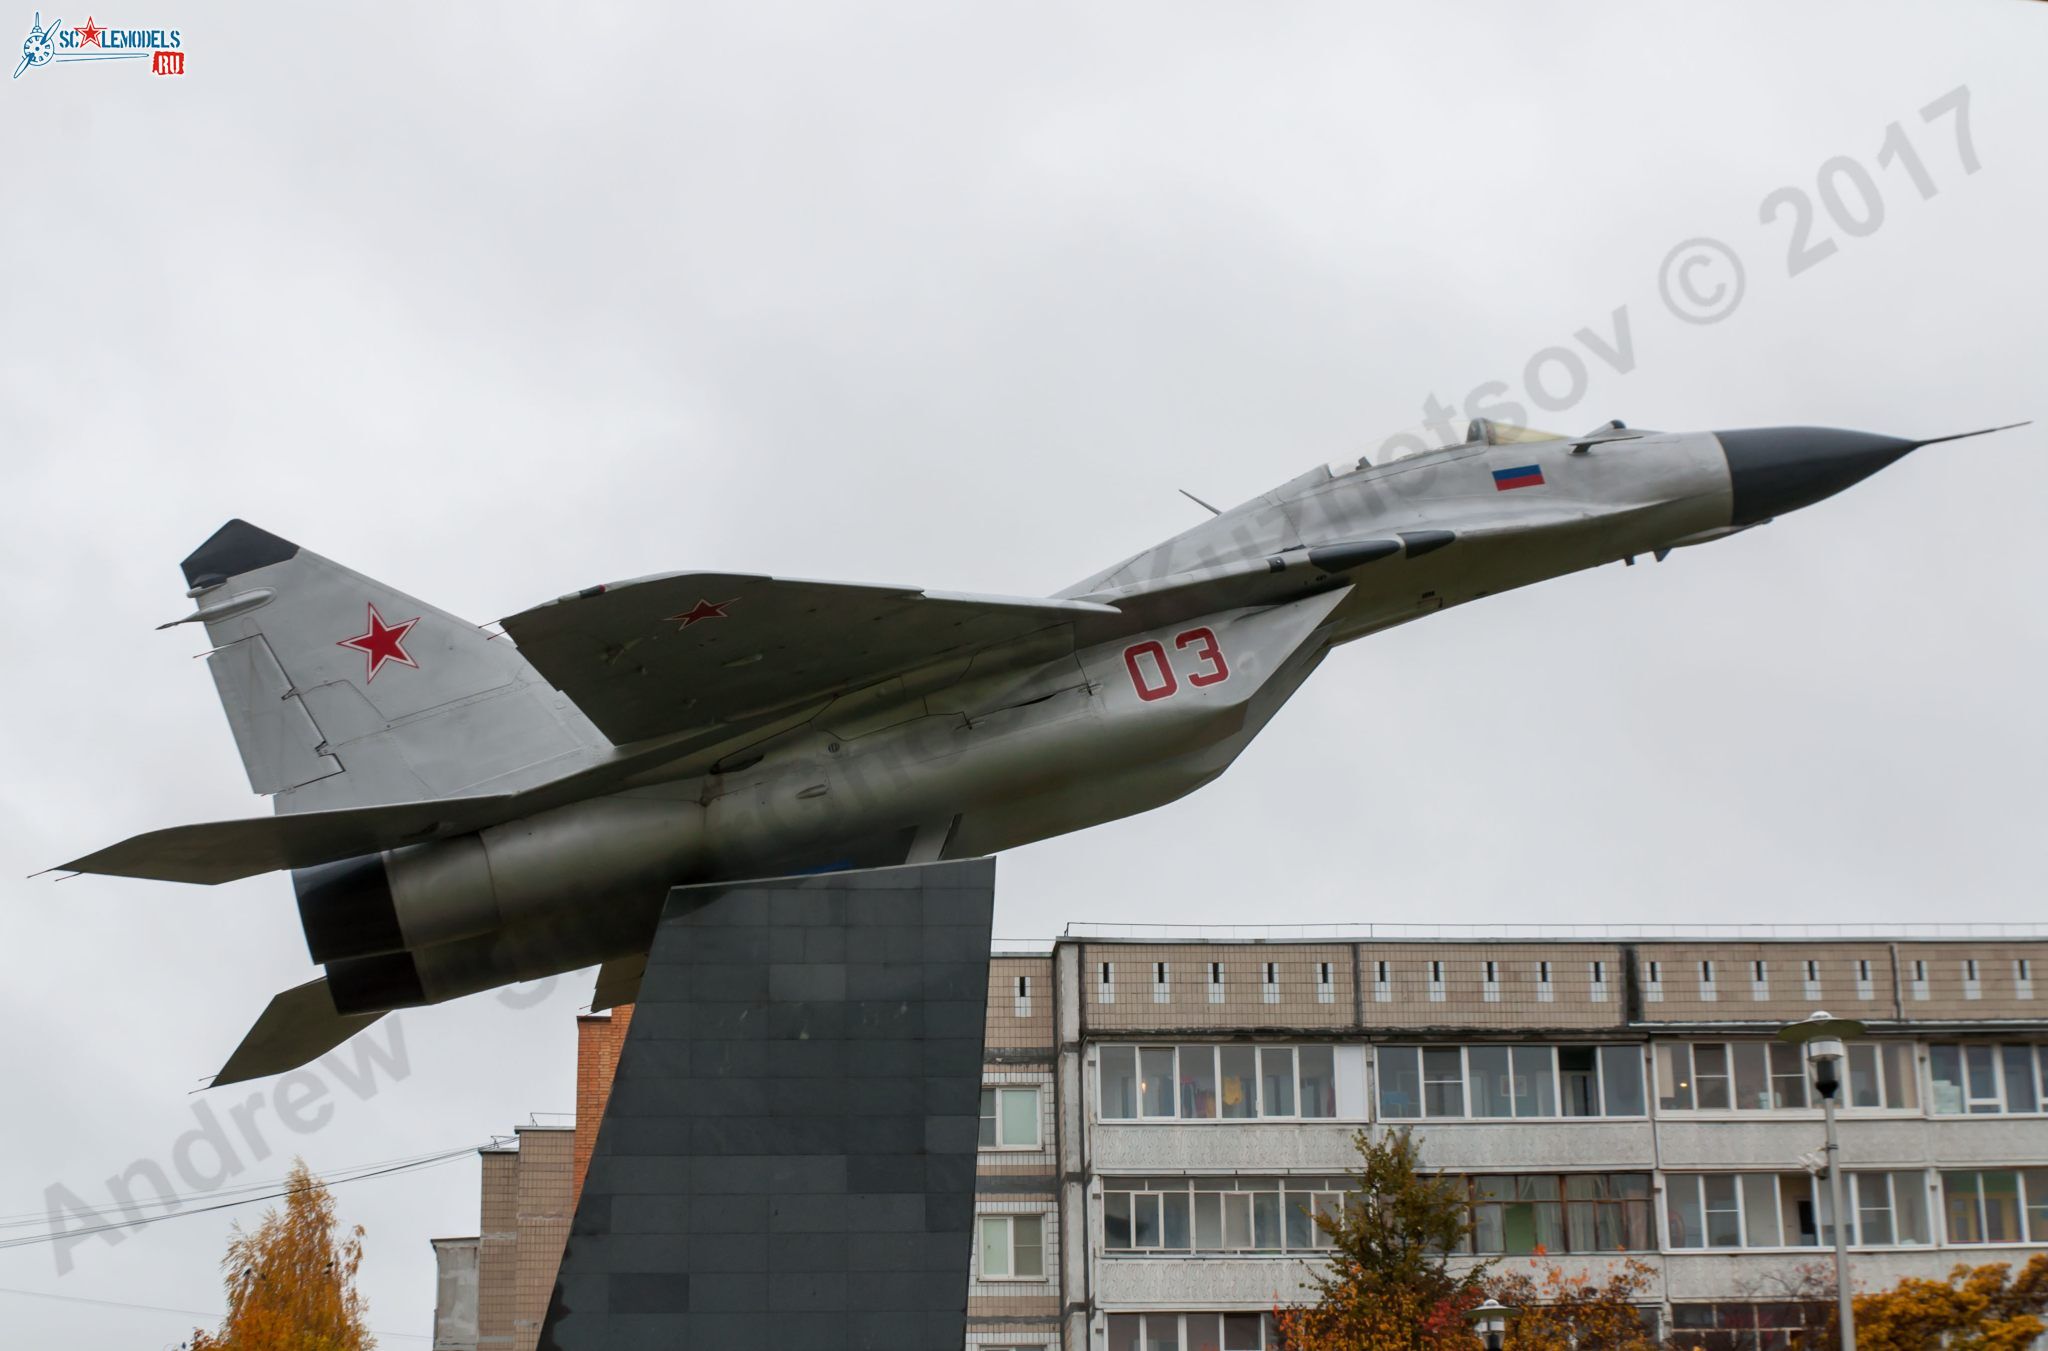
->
[539,858,997,1351]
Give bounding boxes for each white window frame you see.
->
[977,1211,1047,1281]
[1927,1042,2047,1117]
[1939,1169,2043,1246]
[1375,1043,1646,1122]
[1095,1043,1340,1122]
[1102,1312,1279,1351]
[1099,1175,1348,1257]
[981,1085,1041,1150]
[1654,1039,1923,1115]
[1666,1170,1933,1251]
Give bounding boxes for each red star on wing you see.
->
[337,602,421,682]
[666,597,735,629]
[75,16,103,45]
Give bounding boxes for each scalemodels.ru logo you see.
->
[14,11,184,79]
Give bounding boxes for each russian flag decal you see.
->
[1492,464,1545,491]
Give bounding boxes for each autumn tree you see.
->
[1277,1131,1666,1351]
[190,1159,375,1351]
[1847,1255,2048,1351]
[1483,1258,1662,1351]
[1274,1128,1488,1351]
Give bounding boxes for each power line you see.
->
[0,1144,493,1252]
[0,1142,508,1230]
[0,1281,430,1341]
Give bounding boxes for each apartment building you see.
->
[1022,931,2048,1351]
[432,928,2048,1351]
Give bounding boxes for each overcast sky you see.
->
[4,1,2044,1344]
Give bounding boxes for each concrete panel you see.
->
[1660,1248,2031,1301]
[1095,1256,1320,1308]
[539,860,996,1351]
[1655,1117,1937,1169]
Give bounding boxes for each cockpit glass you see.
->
[1330,417,1566,475]
[1473,419,1564,445]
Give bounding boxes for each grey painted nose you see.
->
[1714,426,1922,527]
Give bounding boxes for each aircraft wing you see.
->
[500,572,1120,745]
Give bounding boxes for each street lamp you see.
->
[1778,1010,1866,1351]
[1465,1296,1511,1351]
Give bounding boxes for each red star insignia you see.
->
[666,597,736,629]
[337,602,421,682]
[75,16,103,45]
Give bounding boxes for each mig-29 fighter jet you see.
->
[57,419,2023,1084]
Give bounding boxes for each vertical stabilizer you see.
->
[176,520,603,812]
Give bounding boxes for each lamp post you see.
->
[1465,1296,1511,1351]
[1778,1011,1866,1350]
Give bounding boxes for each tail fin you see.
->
[175,520,600,812]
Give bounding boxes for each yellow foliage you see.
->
[1850,1255,2048,1351]
[189,1159,375,1351]
[1486,1258,1661,1351]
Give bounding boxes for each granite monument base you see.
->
[538,858,997,1351]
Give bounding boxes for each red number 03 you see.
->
[1122,626,1230,702]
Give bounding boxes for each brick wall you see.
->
[571,1008,632,1205]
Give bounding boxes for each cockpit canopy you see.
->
[1468,418,1564,446]
[1330,418,1567,475]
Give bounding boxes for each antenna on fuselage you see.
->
[1177,488,1222,516]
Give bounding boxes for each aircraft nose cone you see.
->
[1715,426,1922,526]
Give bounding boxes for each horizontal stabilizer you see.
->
[214,978,385,1087]
[60,793,515,884]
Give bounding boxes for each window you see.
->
[980,1086,1040,1149]
[1103,1177,1349,1255]
[1107,1313,1279,1351]
[1845,1042,1919,1110]
[977,1212,1045,1280]
[1671,1303,1829,1351]
[1098,1045,1338,1121]
[1667,1173,1817,1250]
[1941,1170,2047,1245]
[1658,1041,1914,1112]
[1851,1171,1933,1246]
[1461,1173,1652,1255]
[1377,1045,1645,1120]
[1929,1044,2047,1115]
[1667,1172,1932,1249]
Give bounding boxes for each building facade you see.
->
[434,930,2048,1350]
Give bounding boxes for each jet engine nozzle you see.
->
[1714,426,1922,527]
